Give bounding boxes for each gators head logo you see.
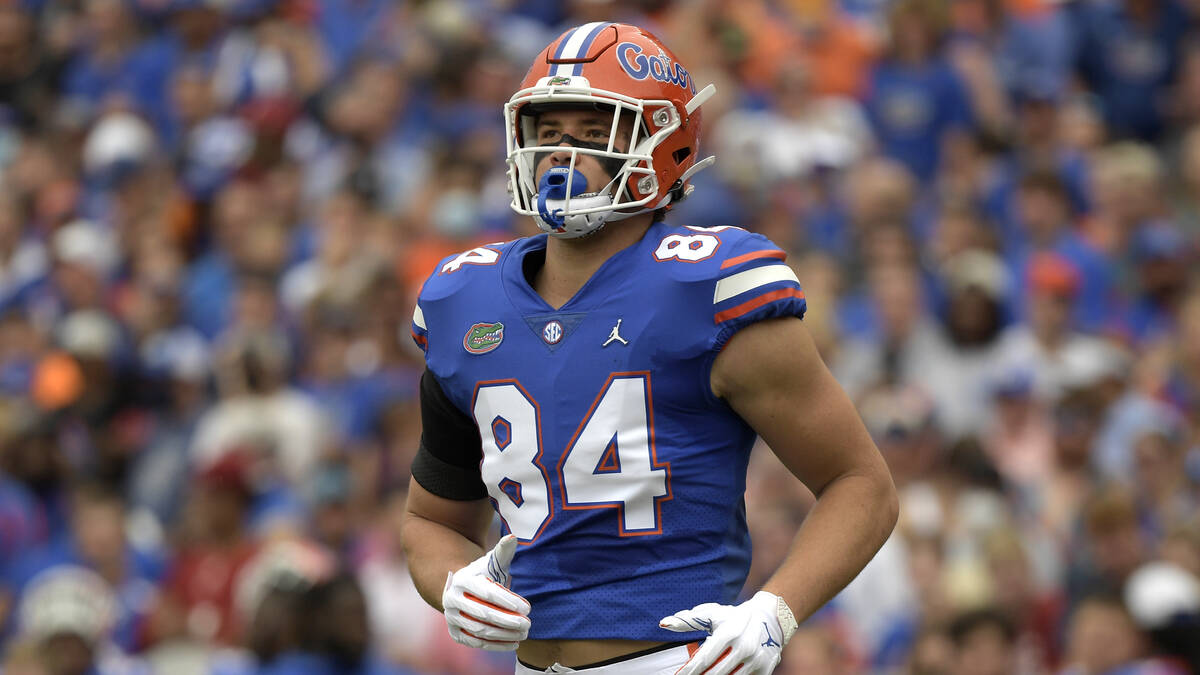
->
[464,322,505,354]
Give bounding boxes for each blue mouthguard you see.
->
[537,167,588,231]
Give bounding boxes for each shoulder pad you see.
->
[648,224,806,337]
[416,240,518,303]
[411,239,521,354]
[648,225,790,280]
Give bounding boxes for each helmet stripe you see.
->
[551,26,578,62]
[549,25,583,76]
[568,22,613,76]
[550,21,612,77]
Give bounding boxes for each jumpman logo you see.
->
[602,318,629,347]
[760,622,781,649]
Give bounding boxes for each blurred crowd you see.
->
[0,0,1198,673]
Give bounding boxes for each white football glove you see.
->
[660,591,798,675]
[442,534,532,651]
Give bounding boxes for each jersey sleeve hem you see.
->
[411,303,429,353]
[702,260,808,404]
[709,260,807,343]
[711,291,808,353]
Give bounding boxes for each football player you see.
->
[402,22,898,675]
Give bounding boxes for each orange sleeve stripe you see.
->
[713,287,805,324]
[719,249,787,269]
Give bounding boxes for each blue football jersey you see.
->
[411,222,806,641]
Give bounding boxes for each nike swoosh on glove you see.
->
[442,534,531,651]
[660,591,797,675]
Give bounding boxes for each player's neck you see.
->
[534,214,655,310]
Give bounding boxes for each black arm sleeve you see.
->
[410,368,489,501]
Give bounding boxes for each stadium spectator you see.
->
[146,451,259,647]
[921,249,1012,436]
[947,607,1019,675]
[60,0,145,123]
[906,624,955,675]
[995,252,1115,403]
[305,573,417,674]
[0,5,59,132]
[3,480,163,653]
[1073,0,1188,141]
[864,0,973,181]
[1006,172,1115,332]
[981,527,1066,670]
[1059,592,1173,675]
[15,565,147,675]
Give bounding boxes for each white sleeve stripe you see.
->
[713,265,800,304]
[413,305,426,330]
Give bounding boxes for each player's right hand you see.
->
[660,591,794,675]
[442,534,532,651]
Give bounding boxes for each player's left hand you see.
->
[659,591,797,675]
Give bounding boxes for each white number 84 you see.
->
[473,374,670,541]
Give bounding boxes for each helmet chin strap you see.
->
[535,194,617,239]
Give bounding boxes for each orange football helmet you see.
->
[504,22,716,238]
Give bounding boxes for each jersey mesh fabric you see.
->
[412,222,806,641]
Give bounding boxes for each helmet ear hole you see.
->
[672,147,692,165]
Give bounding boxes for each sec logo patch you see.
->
[542,320,564,345]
